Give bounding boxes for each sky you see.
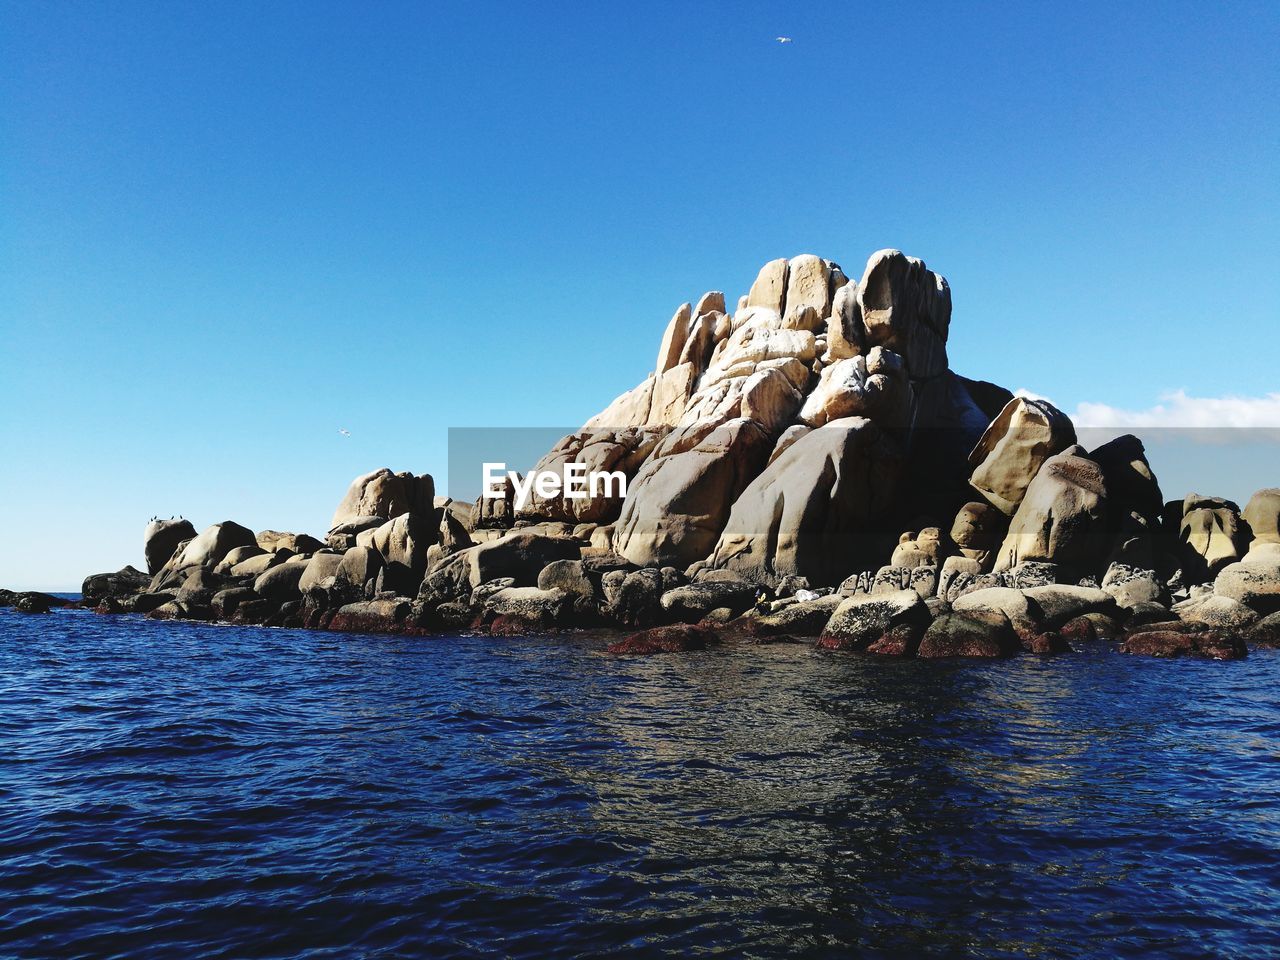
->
[1,0,1277,590]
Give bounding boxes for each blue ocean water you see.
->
[0,606,1277,960]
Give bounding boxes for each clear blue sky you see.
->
[2,1,1277,589]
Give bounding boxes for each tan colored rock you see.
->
[612,417,773,569]
[824,282,864,361]
[797,347,909,428]
[767,424,812,466]
[781,254,831,330]
[891,528,945,568]
[144,518,197,576]
[855,249,951,378]
[746,257,789,313]
[655,302,692,375]
[994,447,1107,571]
[969,397,1077,515]
[329,468,434,531]
[949,501,1006,568]
[1243,488,1280,544]
[583,375,656,430]
[1213,558,1280,612]
[1180,495,1246,581]
[515,427,665,524]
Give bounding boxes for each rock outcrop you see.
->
[74,247,1275,664]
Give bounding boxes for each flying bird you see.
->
[776,36,793,43]
[338,428,351,438]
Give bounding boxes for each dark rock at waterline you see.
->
[1120,629,1247,660]
[82,565,151,602]
[1248,611,1280,647]
[917,613,1018,658]
[865,621,925,656]
[607,623,717,655]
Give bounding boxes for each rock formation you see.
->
[68,248,1276,661]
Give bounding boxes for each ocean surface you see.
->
[1,606,1277,960]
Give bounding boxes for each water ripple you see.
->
[0,608,1278,958]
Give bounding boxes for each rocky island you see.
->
[24,249,1278,658]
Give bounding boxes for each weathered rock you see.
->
[798,349,910,429]
[1022,584,1117,628]
[607,624,717,655]
[329,468,435,532]
[1213,560,1280,614]
[481,587,568,627]
[891,528,946,569]
[1173,594,1260,631]
[918,614,1017,658]
[536,559,597,600]
[298,553,344,593]
[613,418,772,569]
[855,249,951,378]
[817,589,930,651]
[1246,611,1280,647]
[660,580,756,623]
[327,597,412,634]
[256,531,324,555]
[253,562,307,602]
[656,302,693,375]
[150,521,257,590]
[1179,495,1246,582]
[994,447,1107,571]
[211,587,258,619]
[948,501,1005,569]
[952,587,1039,639]
[144,518,197,575]
[865,621,926,657]
[82,566,150,602]
[213,545,268,574]
[610,568,664,627]
[335,546,384,599]
[746,594,843,637]
[1089,434,1163,525]
[969,398,1077,515]
[746,258,789,313]
[1121,629,1246,660]
[781,254,832,330]
[705,417,902,588]
[1242,488,1280,543]
[1102,563,1166,608]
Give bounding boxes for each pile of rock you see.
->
[74,249,1279,660]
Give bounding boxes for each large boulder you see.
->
[968,398,1077,515]
[612,418,773,569]
[705,417,902,588]
[1214,559,1280,614]
[1179,495,1247,582]
[150,521,257,590]
[949,501,1006,569]
[1173,594,1260,631]
[82,565,150,602]
[329,468,435,532]
[253,562,308,603]
[747,594,844,637]
[1242,489,1280,544]
[994,447,1107,572]
[855,249,952,378]
[798,349,911,429]
[918,613,1017,658]
[144,518,197,575]
[660,579,756,623]
[817,589,930,651]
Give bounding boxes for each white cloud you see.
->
[1070,390,1280,429]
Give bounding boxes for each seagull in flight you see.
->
[776,36,793,43]
[338,428,351,438]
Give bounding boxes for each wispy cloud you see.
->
[1070,390,1280,429]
